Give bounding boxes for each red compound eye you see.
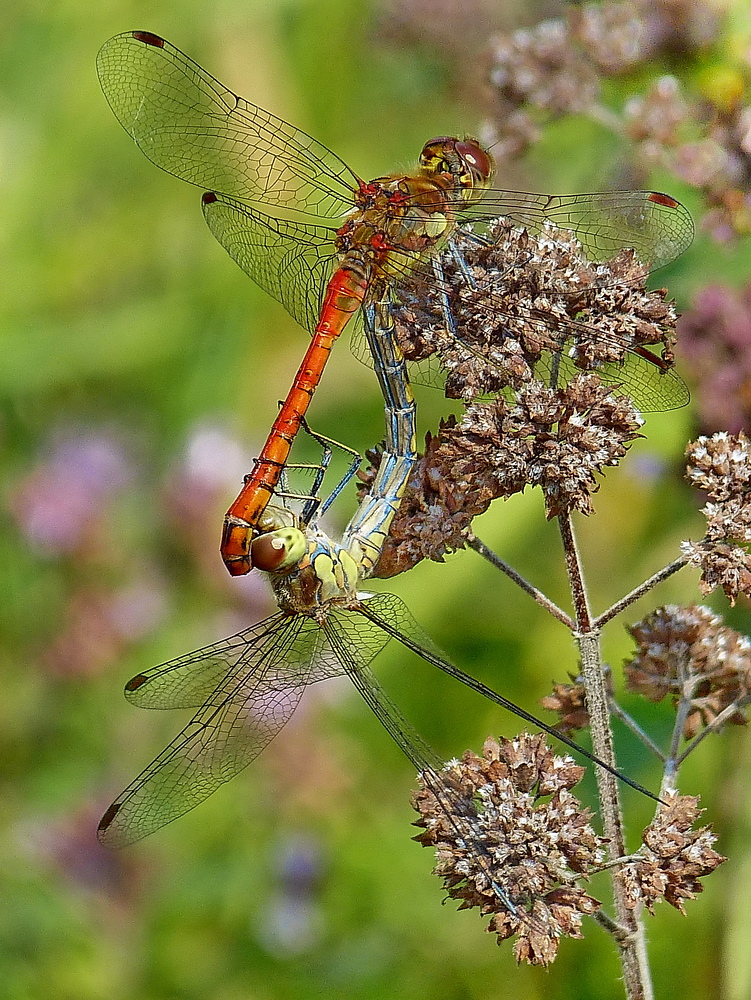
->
[455,140,493,182]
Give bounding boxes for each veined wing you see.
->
[96,31,359,223]
[323,606,521,915]
[122,611,293,710]
[355,593,659,802]
[98,614,333,847]
[378,187,692,292]
[347,245,689,410]
[459,189,694,270]
[201,192,339,332]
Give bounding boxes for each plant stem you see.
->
[594,557,688,628]
[558,513,592,630]
[467,532,575,627]
[560,512,653,1000]
[674,697,751,768]
[608,698,666,761]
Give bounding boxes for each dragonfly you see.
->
[97,436,657,933]
[97,30,693,576]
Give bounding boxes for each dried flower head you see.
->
[624,75,690,152]
[394,220,681,410]
[622,72,751,242]
[686,431,751,501]
[412,734,604,966]
[681,540,751,606]
[540,677,591,733]
[485,0,717,154]
[683,432,751,604]
[695,104,751,241]
[620,791,725,914]
[489,17,603,120]
[624,604,751,738]
[485,1,748,239]
[361,375,642,576]
[485,1,702,160]
[355,422,495,577]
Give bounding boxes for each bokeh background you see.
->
[3,0,751,997]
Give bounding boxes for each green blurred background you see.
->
[2,0,750,997]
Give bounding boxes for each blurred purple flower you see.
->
[11,430,132,554]
[108,575,169,640]
[19,802,142,903]
[258,833,325,955]
[162,424,253,572]
[161,423,277,617]
[43,574,168,677]
[678,283,751,433]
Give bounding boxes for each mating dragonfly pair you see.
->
[95,31,689,919]
[97,30,692,575]
[96,419,655,931]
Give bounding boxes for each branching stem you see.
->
[467,532,575,627]
[594,557,688,628]
[559,512,653,1000]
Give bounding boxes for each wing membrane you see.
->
[96,32,359,222]
[99,615,337,846]
[201,192,338,332]
[124,612,290,710]
[459,189,694,269]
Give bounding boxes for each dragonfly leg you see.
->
[296,418,362,519]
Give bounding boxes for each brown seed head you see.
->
[624,604,751,738]
[412,733,604,966]
[684,433,751,603]
[394,219,679,406]
[540,677,591,733]
[620,791,725,914]
[363,375,642,576]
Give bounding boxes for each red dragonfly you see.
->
[97,31,692,574]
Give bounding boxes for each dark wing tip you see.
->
[125,673,149,693]
[97,801,121,840]
[202,191,218,205]
[647,192,680,209]
[132,30,166,48]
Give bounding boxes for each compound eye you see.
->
[455,140,493,182]
[250,533,288,571]
[422,136,453,153]
[251,528,306,572]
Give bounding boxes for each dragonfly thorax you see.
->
[337,174,464,282]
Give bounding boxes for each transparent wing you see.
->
[344,593,445,661]
[123,612,292,710]
[325,611,440,769]
[201,192,339,332]
[96,31,359,223]
[98,613,343,847]
[324,608,521,915]
[459,188,694,269]
[322,606,395,668]
[350,260,689,411]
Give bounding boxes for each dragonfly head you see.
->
[251,527,307,573]
[419,137,494,202]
